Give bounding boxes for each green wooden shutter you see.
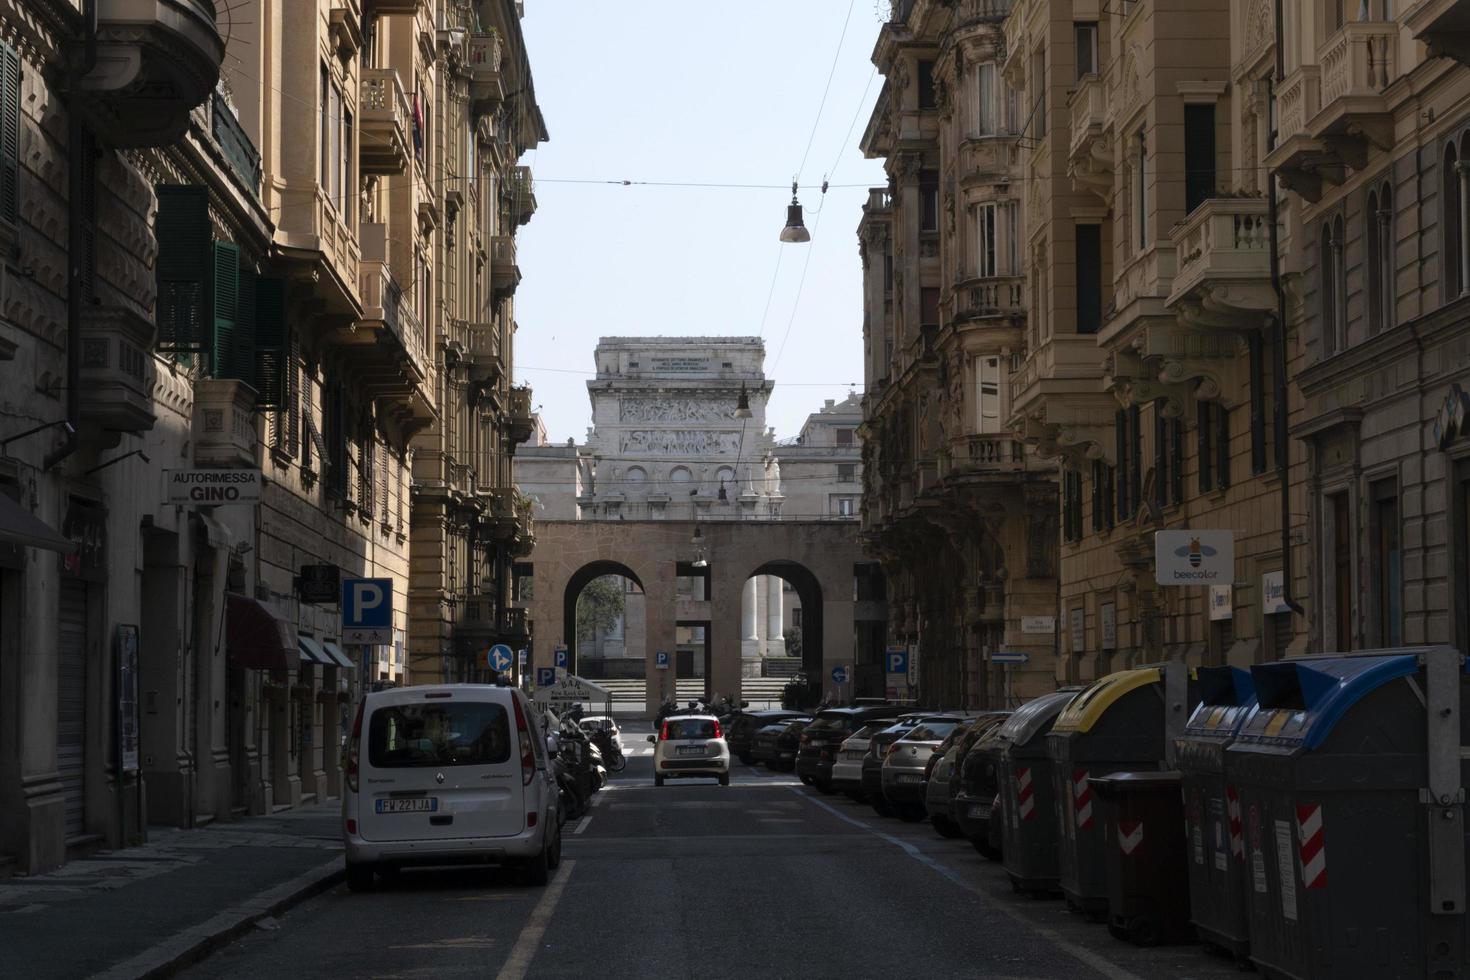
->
[224,259,257,384]
[0,44,20,226]
[155,185,211,350]
[252,276,288,407]
[210,240,241,379]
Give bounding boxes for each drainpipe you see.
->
[1266,0,1305,617]
[45,0,99,471]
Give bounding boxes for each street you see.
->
[181,724,1240,980]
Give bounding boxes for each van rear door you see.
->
[358,692,524,842]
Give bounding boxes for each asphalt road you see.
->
[181,723,1243,980]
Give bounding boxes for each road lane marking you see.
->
[494,859,575,980]
[573,816,593,835]
[795,790,1145,980]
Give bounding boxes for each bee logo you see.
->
[1176,537,1217,568]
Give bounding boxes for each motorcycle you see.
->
[587,725,626,772]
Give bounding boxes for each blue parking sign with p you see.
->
[554,647,568,669]
[885,646,909,676]
[342,578,393,627]
[536,667,555,687]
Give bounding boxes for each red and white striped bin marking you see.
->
[1016,767,1036,822]
[1072,769,1094,830]
[1297,804,1327,889]
[1226,786,1245,860]
[1119,819,1144,856]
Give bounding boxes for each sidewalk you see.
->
[0,803,345,980]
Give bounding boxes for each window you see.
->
[836,463,857,483]
[974,355,1002,433]
[1184,104,1216,214]
[0,43,18,227]
[1321,217,1346,355]
[921,286,941,333]
[319,63,330,188]
[1367,182,1394,334]
[1249,331,1272,475]
[368,702,511,768]
[1075,224,1102,334]
[975,63,1020,136]
[1370,480,1402,647]
[978,203,999,277]
[1075,22,1097,78]
[920,169,940,232]
[1135,128,1149,249]
[1062,469,1084,542]
[917,60,937,110]
[1447,142,1468,300]
[1115,405,1142,522]
[835,496,857,517]
[1330,492,1353,650]
[1030,47,1046,133]
[835,428,855,447]
[1197,400,1231,493]
[1091,460,1115,532]
[1154,402,1184,508]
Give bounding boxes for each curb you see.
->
[88,857,345,980]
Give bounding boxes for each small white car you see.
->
[342,684,562,890]
[648,714,730,786]
[831,721,892,797]
[579,715,622,751]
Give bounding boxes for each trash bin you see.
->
[1047,663,1193,917]
[1227,647,1467,980]
[996,688,1083,895]
[1176,665,1257,961]
[1090,770,1193,945]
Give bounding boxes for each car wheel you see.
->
[930,815,964,839]
[898,805,925,823]
[345,862,375,893]
[520,841,550,887]
[654,775,665,787]
[719,772,730,787]
[871,798,892,818]
[799,775,814,786]
[815,780,834,795]
[546,820,563,870]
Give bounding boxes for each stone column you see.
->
[765,576,784,656]
[642,561,678,718]
[743,577,759,641]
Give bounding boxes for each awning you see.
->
[226,595,296,670]
[0,491,76,554]
[298,635,334,666]
[321,640,357,670]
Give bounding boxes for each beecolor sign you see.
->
[166,469,262,504]
[1155,530,1235,585]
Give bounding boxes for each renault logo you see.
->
[435,771,446,784]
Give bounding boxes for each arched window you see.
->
[669,466,692,485]
[1321,221,1340,357]
[1448,141,1468,301]
[625,466,647,492]
[1367,182,1394,335]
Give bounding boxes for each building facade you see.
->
[0,0,543,875]
[516,337,871,678]
[859,0,1063,710]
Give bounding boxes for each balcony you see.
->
[489,235,521,298]
[505,386,534,447]
[1008,336,1116,463]
[938,434,1026,480]
[957,137,1016,188]
[454,594,499,637]
[210,91,260,192]
[864,188,892,213]
[350,224,432,424]
[468,31,505,115]
[75,0,225,147]
[363,0,422,12]
[1310,23,1397,162]
[508,166,537,225]
[1166,196,1275,330]
[1108,243,1178,337]
[360,69,411,176]
[465,322,504,382]
[1407,0,1470,66]
[500,606,530,643]
[953,275,1023,321]
[1068,75,1111,201]
[192,378,257,467]
[78,305,156,434]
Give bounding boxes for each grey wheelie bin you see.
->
[1046,662,1193,917]
[996,688,1082,895]
[1226,647,1468,980]
[1091,770,1193,945]
[1177,665,1257,960]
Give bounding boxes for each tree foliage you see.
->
[576,575,626,641]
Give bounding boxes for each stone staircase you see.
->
[596,677,789,714]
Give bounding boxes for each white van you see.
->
[342,683,562,890]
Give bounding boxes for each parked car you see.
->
[861,716,931,816]
[647,714,730,786]
[751,717,809,767]
[769,716,814,772]
[832,720,906,800]
[952,717,1011,858]
[342,683,562,891]
[795,705,905,791]
[928,713,1010,838]
[880,714,972,820]
[578,715,621,750]
[726,709,805,764]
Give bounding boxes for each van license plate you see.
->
[376,798,438,814]
[676,745,705,756]
[968,804,990,820]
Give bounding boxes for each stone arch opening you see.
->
[563,560,644,676]
[744,560,824,683]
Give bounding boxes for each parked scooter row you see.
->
[542,704,632,821]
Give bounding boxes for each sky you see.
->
[513,1,889,444]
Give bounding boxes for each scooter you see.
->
[588,726,626,772]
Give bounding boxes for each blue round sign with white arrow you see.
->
[831,665,848,685]
[488,644,514,673]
